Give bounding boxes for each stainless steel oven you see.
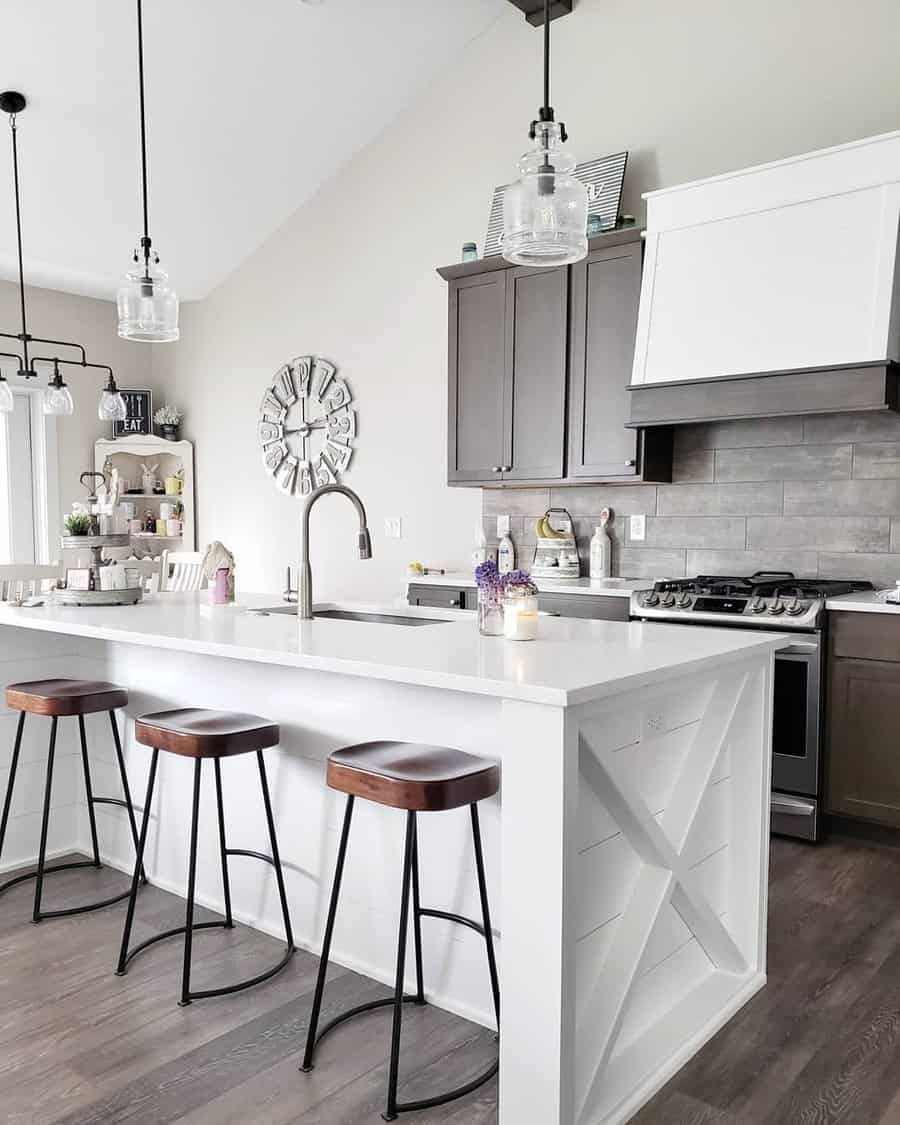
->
[770,634,821,841]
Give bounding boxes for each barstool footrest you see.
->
[0,858,138,919]
[224,848,276,865]
[419,907,487,939]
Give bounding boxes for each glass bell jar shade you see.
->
[42,377,74,416]
[117,262,179,342]
[502,122,588,267]
[0,376,12,413]
[98,386,128,422]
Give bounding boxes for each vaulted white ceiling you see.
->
[0,0,504,301]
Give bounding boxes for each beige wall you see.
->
[141,0,900,597]
[0,279,163,540]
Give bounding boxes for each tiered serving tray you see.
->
[56,533,143,607]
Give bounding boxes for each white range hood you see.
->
[628,130,900,422]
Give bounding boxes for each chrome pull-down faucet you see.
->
[299,484,372,620]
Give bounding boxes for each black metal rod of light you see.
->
[530,0,566,142]
[135,0,155,279]
[0,90,123,408]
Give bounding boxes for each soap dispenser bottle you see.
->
[589,507,613,579]
[498,531,516,574]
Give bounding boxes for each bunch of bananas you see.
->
[534,516,569,540]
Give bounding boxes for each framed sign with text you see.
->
[113,389,153,437]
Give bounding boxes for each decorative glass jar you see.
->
[477,586,504,637]
[503,591,539,641]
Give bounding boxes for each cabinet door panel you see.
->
[448,273,506,483]
[827,656,900,826]
[503,266,568,482]
[568,243,642,478]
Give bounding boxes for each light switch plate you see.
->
[384,517,402,539]
[629,514,646,541]
[496,515,510,536]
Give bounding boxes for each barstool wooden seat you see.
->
[0,678,144,922]
[115,708,295,1006]
[302,741,501,1122]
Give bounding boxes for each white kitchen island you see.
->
[0,593,784,1125]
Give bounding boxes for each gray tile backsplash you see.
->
[481,412,900,587]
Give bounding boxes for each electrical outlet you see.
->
[629,514,646,541]
[384,517,402,539]
[497,515,510,536]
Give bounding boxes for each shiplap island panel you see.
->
[0,593,784,1124]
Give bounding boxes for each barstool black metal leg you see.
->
[256,751,294,950]
[32,717,58,923]
[213,759,234,929]
[78,715,102,867]
[471,803,501,1028]
[301,794,355,1072]
[116,748,159,974]
[410,816,425,1005]
[383,810,417,1123]
[109,711,147,884]
[179,758,203,1007]
[0,711,25,861]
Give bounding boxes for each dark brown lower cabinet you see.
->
[407,584,628,622]
[827,611,900,827]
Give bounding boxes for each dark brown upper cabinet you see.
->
[439,229,671,488]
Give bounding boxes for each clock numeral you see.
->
[262,440,287,474]
[314,455,337,489]
[323,438,352,475]
[327,406,356,441]
[292,355,313,399]
[325,378,351,411]
[275,365,297,407]
[298,462,315,496]
[276,455,299,494]
[313,358,336,402]
[260,388,286,423]
[258,420,284,446]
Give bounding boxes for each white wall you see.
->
[152,0,900,600]
[0,280,165,544]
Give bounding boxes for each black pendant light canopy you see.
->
[0,92,126,419]
[116,0,179,342]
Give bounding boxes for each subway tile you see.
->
[638,517,746,550]
[686,550,818,578]
[818,553,900,586]
[676,417,804,452]
[616,548,686,579]
[549,485,657,517]
[891,520,900,553]
[803,412,900,444]
[716,445,851,482]
[670,449,715,483]
[747,516,889,553]
[783,479,900,516]
[482,488,550,517]
[852,443,900,479]
[657,483,782,516]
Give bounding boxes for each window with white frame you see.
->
[0,388,58,564]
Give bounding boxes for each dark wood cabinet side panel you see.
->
[447,273,507,483]
[503,266,568,482]
[830,611,900,662]
[827,655,900,826]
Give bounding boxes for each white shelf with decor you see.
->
[94,435,195,554]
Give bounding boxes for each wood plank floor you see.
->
[3,835,900,1123]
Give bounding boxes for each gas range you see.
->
[630,572,873,631]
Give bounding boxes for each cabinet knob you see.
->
[449,599,459,607]
[491,466,501,473]
[624,459,636,467]
[502,465,512,472]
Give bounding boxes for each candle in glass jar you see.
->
[503,594,539,641]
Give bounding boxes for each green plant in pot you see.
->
[64,512,93,537]
[154,404,182,441]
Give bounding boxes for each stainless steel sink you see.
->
[250,607,450,627]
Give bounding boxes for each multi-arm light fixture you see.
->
[0,91,127,420]
[116,0,179,342]
[501,0,588,266]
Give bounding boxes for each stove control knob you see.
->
[660,593,676,608]
[768,598,785,615]
[676,593,693,609]
[785,598,809,617]
[749,596,767,614]
[641,591,660,608]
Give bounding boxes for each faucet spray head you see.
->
[358,528,373,560]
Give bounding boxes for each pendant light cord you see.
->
[136,0,152,275]
[9,114,29,372]
[542,0,551,117]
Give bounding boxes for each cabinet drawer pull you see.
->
[491,466,501,473]
[624,459,636,467]
[449,599,459,607]
[502,465,512,472]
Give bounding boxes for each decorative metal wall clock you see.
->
[258,356,356,496]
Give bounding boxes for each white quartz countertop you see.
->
[0,592,787,707]
[407,572,646,598]
[826,590,900,614]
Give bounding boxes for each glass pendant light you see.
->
[117,0,179,342]
[502,0,587,267]
[0,374,13,413]
[43,362,74,416]
[98,372,128,421]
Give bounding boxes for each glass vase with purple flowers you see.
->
[474,559,505,636]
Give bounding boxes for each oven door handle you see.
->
[776,642,818,655]
[771,795,816,817]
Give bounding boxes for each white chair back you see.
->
[0,563,64,602]
[159,551,208,593]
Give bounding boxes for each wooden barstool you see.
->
[0,678,145,922]
[301,741,501,1122]
[115,708,295,1006]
